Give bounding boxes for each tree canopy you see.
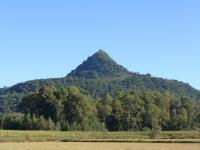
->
[5,86,198,131]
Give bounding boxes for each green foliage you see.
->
[19,86,64,123]
[0,112,59,131]
[37,116,47,130]
[18,86,101,131]
[1,113,23,130]
[68,50,130,78]
[150,125,161,139]
[23,113,33,129]
[63,86,100,131]
[1,50,199,112]
[47,117,56,131]
[97,95,113,130]
[121,91,145,130]
[1,51,200,131]
[1,85,200,131]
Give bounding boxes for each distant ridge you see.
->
[0,50,199,112]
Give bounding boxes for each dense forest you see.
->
[0,50,200,131]
[1,86,200,131]
[0,50,199,113]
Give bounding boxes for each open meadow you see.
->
[0,130,200,150]
[0,130,200,143]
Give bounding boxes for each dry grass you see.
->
[0,142,200,150]
[1,130,200,143]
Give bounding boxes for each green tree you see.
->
[1,113,23,130]
[97,95,113,130]
[180,97,196,129]
[47,117,56,130]
[31,114,38,130]
[63,86,99,131]
[36,116,47,130]
[107,99,123,131]
[19,87,63,123]
[120,91,145,130]
[23,113,32,130]
[149,104,161,138]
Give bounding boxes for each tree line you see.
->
[0,86,200,131]
[0,113,60,130]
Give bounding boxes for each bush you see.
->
[150,126,161,139]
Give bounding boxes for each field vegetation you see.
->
[0,130,200,143]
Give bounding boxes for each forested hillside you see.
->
[0,50,199,112]
[1,86,200,131]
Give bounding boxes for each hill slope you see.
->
[0,50,199,112]
[68,50,130,79]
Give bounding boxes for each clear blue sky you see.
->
[0,0,199,90]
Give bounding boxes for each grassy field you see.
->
[0,131,200,150]
[0,130,200,143]
[0,142,200,150]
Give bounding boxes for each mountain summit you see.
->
[1,49,200,112]
[68,50,130,78]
